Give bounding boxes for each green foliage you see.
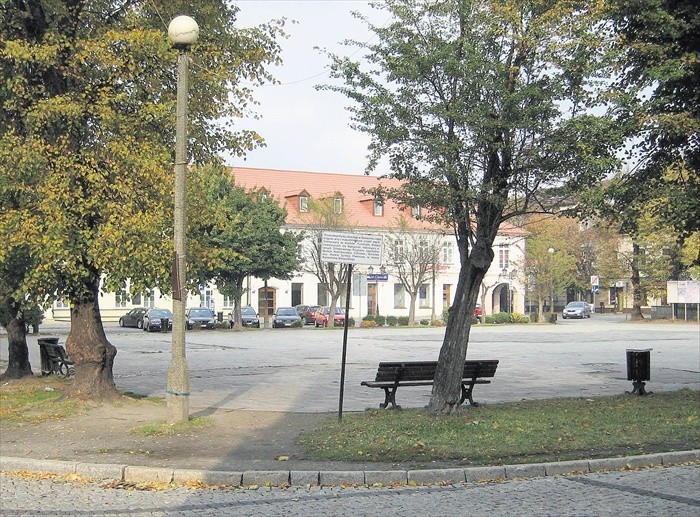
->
[431,319,443,327]
[291,319,304,328]
[362,314,376,322]
[375,315,386,326]
[347,317,355,327]
[386,315,398,326]
[397,316,409,326]
[529,311,540,323]
[419,319,430,326]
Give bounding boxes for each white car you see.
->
[562,301,591,319]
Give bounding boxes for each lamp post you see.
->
[167,15,199,424]
[548,247,555,314]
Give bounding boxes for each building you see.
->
[51,167,527,323]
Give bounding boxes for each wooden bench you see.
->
[39,341,75,378]
[361,360,499,409]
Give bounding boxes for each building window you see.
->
[442,242,454,264]
[419,284,430,308]
[333,196,343,214]
[141,291,155,308]
[317,283,329,306]
[395,238,405,261]
[299,195,308,213]
[223,295,234,308]
[498,246,509,269]
[115,288,128,308]
[200,287,215,311]
[412,204,421,219]
[55,298,69,309]
[394,283,406,308]
[374,198,384,216]
[442,284,452,310]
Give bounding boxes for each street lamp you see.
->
[548,247,555,314]
[501,267,511,314]
[167,15,199,424]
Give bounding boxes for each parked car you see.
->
[142,308,173,332]
[562,301,591,319]
[272,307,302,328]
[474,303,482,322]
[186,307,217,330]
[118,307,147,329]
[228,306,260,328]
[295,304,320,325]
[314,306,346,327]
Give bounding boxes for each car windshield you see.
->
[190,309,212,317]
[278,308,297,316]
[333,307,345,314]
[241,307,256,316]
[567,302,585,308]
[150,310,172,318]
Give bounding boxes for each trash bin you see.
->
[626,348,652,396]
[217,311,223,323]
[161,318,170,333]
[37,337,60,375]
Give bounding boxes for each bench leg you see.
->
[460,383,479,407]
[380,387,401,410]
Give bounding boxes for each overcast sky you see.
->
[230,1,388,175]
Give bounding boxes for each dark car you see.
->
[272,307,302,328]
[314,306,346,327]
[142,308,173,332]
[562,301,591,319]
[295,304,320,325]
[186,307,216,330]
[118,307,148,329]
[228,306,260,328]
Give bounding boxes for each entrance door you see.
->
[258,287,275,317]
[367,283,377,316]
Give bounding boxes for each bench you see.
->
[361,360,499,409]
[38,341,75,378]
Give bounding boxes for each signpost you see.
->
[591,276,600,313]
[321,231,383,422]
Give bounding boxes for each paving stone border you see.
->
[2,450,698,488]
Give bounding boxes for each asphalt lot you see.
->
[5,314,698,413]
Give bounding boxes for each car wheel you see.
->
[137,320,143,329]
[119,318,124,327]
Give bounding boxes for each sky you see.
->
[230,1,388,175]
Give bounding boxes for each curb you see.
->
[1,450,698,488]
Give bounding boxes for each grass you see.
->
[0,376,82,423]
[297,390,700,466]
[131,417,213,437]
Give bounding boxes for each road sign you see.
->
[320,231,383,266]
[591,275,600,287]
[592,285,600,294]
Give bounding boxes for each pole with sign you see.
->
[321,231,383,422]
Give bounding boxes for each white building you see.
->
[50,167,526,323]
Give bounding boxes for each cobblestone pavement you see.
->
[1,465,699,516]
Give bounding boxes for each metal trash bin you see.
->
[161,318,170,333]
[217,311,223,323]
[626,348,652,396]
[37,337,60,375]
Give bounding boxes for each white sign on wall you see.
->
[320,231,383,266]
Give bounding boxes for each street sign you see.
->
[320,231,383,266]
[591,275,600,287]
[592,285,600,294]
[367,273,388,282]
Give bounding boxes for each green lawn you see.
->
[297,390,699,466]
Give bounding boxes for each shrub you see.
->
[512,312,529,323]
[485,315,496,324]
[398,316,409,326]
[442,309,451,324]
[420,319,430,326]
[347,317,355,327]
[529,311,539,323]
[362,314,376,322]
[291,319,304,328]
[360,320,378,328]
[386,315,398,326]
[431,319,443,326]
[375,315,386,326]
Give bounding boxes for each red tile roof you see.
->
[229,166,526,236]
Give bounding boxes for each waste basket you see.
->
[37,337,60,375]
[161,318,170,333]
[217,311,223,323]
[626,348,652,396]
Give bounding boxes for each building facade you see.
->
[50,167,527,323]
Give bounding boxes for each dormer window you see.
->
[333,196,344,214]
[411,204,421,219]
[374,197,384,216]
[299,195,309,213]
[258,188,268,202]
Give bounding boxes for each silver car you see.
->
[562,301,591,319]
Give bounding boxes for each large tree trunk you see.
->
[408,292,418,325]
[0,305,33,380]
[630,242,645,321]
[64,280,118,401]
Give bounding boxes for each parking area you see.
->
[3,315,699,413]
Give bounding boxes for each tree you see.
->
[187,165,301,330]
[384,217,443,324]
[299,197,352,326]
[0,2,285,399]
[325,0,620,413]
